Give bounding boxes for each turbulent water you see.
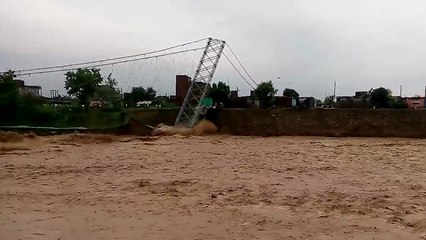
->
[152,120,218,136]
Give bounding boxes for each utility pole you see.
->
[400,85,402,97]
[333,81,336,101]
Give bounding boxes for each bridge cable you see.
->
[225,43,258,87]
[12,47,205,76]
[223,52,255,90]
[3,38,208,74]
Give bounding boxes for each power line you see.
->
[3,37,208,74]
[225,43,258,87]
[223,52,255,90]
[14,47,205,76]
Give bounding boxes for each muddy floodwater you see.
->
[1,134,425,239]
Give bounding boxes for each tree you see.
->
[0,70,53,124]
[283,88,299,98]
[106,73,117,89]
[145,87,156,100]
[315,99,323,106]
[389,97,408,109]
[323,96,334,106]
[254,81,278,108]
[371,87,391,108]
[131,87,145,104]
[65,68,103,111]
[131,86,156,103]
[93,73,122,109]
[0,70,20,112]
[209,81,230,106]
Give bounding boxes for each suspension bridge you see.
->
[1,37,258,127]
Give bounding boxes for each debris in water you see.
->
[151,120,218,136]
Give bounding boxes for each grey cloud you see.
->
[1,0,425,98]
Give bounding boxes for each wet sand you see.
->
[0,135,425,239]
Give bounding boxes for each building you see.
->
[175,75,191,106]
[175,75,209,106]
[14,80,42,97]
[45,96,73,106]
[355,91,369,98]
[336,97,371,108]
[250,90,256,98]
[406,97,426,109]
[274,96,296,108]
[123,92,134,107]
[230,90,239,99]
[298,97,316,108]
[335,90,371,109]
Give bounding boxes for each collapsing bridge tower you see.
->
[175,38,226,127]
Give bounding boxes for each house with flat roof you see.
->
[14,80,42,97]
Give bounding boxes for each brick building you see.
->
[406,97,426,109]
[175,75,191,106]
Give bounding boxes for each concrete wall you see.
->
[206,108,426,138]
[122,108,426,138]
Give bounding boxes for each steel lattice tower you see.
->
[175,38,226,127]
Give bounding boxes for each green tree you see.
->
[93,74,122,109]
[145,87,156,100]
[0,70,20,112]
[371,87,391,108]
[254,81,278,108]
[131,86,156,103]
[323,96,334,106]
[106,73,118,89]
[0,70,56,125]
[283,88,299,98]
[315,99,323,106]
[209,81,230,106]
[65,68,103,111]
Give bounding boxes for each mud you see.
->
[152,120,218,136]
[0,135,425,239]
[50,133,116,145]
[0,132,39,153]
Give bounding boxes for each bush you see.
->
[31,105,62,124]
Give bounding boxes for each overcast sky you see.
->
[1,0,426,98]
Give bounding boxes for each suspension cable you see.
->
[223,52,255,90]
[225,43,258,87]
[3,38,208,74]
[14,47,205,76]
